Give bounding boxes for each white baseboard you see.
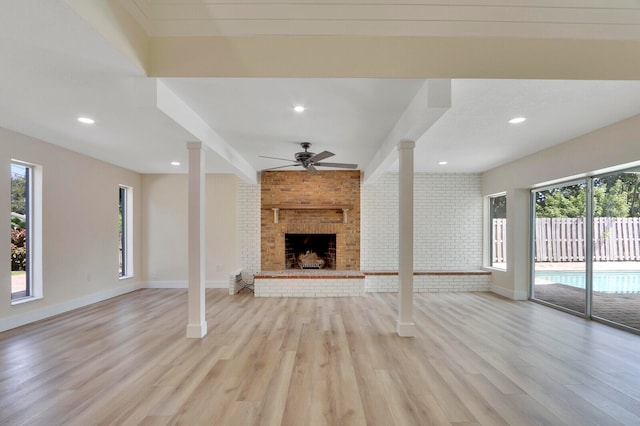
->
[143,280,228,289]
[0,281,141,333]
[206,280,229,289]
[491,285,528,300]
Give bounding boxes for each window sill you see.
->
[11,295,43,306]
[119,275,134,281]
[483,266,507,273]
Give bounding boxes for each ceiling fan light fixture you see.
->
[259,142,357,173]
[293,105,305,113]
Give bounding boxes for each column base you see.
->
[396,320,416,337]
[186,321,208,338]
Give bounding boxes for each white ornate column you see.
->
[186,142,207,338]
[397,140,416,337]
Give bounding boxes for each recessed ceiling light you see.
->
[170,161,181,166]
[438,161,448,165]
[77,117,95,124]
[508,117,527,124]
[293,105,305,113]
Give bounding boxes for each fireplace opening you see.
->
[285,234,336,269]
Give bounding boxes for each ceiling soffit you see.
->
[62,2,640,79]
[122,1,640,39]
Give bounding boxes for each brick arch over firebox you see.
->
[260,170,361,271]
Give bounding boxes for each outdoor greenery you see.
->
[11,173,26,215]
[11,228,27,271]
[11,171,27,271]
[490,195,507,219]
[536,174,640,218]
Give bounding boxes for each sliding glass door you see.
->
[531,167,640,332]
[532,182,587,314]
[591,170,640,329]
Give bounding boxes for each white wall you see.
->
[483,113,640,299]
[237,181,261,273]
[362,172,484,270]
[0,127,142,332]
[141,173,239,287]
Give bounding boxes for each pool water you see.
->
[535,271,640,293]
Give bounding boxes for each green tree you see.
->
[490,195,506,219]
[536,179,631,218]
[595,173,640,217]
[11,175,26,215]
[593,179,629,217]
[536,188,585,218]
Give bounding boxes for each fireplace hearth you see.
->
[285,234,336,269]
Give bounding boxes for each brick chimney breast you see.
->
[261,170,361,271]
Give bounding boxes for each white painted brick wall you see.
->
[364,275,398,293]
[255,278,364,297]
[237,182,261,273]
[414,275,490,292]
[364,275,490,293]
[362,172,483,271]
[361,173,399,270]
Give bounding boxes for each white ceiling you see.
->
[2,1,640,181]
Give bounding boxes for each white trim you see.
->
[31,163,43,300]
[10,160,43,303]
[0,282,141,333]
[486,193,507,270]
[119,185,134,278]
[142,280,228,289]
[9,295,43,305]
[482,266,505,273]
[491,285,528,300]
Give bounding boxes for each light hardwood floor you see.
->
[2,289,640,425]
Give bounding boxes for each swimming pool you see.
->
[535,271,640,293]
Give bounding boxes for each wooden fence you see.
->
[492,217,640,263]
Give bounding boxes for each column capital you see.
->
[397,140,416,150]
[187,141,203,150]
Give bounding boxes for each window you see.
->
[119,185,133,278]
[489,194,507,269]
[11,161,42,303]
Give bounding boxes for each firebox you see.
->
[285,234,336,269]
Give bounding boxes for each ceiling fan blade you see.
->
[263,164,302,171]
[314,162,358,169]
[306,164,319,175]
[309,151,334,163]
[259,155,298,163]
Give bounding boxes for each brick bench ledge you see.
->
[255,271,365,279]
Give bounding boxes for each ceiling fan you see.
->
[260,142,358,174]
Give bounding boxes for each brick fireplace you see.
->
[261,170,360,271]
